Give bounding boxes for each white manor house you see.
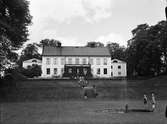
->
[41,46,127,78]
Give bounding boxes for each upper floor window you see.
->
[46,58,50,65]
[61,58,65,65]
[103,58,107,65]
[75,58,80,64]
[89,58,93,65]
[68,58,72,64]
[118,65,121,69]
[96,58,101,65]
[82,58,87,64]
[53,58,57,65]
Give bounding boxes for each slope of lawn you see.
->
[1,75,167,102]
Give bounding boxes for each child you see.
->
[143,94,148,105]
[151,93,156,112]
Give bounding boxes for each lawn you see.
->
[1,100,167,124]
[1,76,167,123]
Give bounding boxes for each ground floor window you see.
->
[61,68,64,74]
[46,68,50,75]
[97,68,100,75]
[54,68,57,75]
[104,68,107,74]
[111,72,113,76]
[118,72,121,75]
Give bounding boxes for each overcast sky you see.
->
[27,0,166,47]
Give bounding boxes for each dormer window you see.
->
[32,60,37,62]
[113,60,118,63]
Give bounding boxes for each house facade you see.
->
[42,46,112,78]
[111,59,127,77]
[23,58,42,69]
[41,46,127,78]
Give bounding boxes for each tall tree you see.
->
[18,43,41,67]
[127,22,163,76]
[39,39,62,47]
[0,0,32,70]
[86,41,104,47]
[107,42,126,61]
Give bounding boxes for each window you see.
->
[103,58,107,65]
[118,72,121,75]
[68,68,72,73]
[46,68,50,75]
[32,60,37,62]
[104,68,107,74]
[61,58,65,65]
[32,64,36,67]
[118,65,121,69]
[46,58,50,65]
[111,66,113,69]
[97,68,100,74]
[83,68,87,75]
[111,72,113,76]
[82,58,87,64]
[61,68,64,74]
[75,58,80,64]
[68,58,72,64]
[54,68,57,75]
[27,65,31,69]
[89,58,93,65]
[96,58,101,65]
[77,68,80,74]
[54,58,57,65]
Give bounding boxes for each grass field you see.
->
[1,100,167,124]
[1,76,167,123]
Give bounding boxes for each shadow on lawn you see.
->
[128,109,153,112]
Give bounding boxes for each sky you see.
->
[27,0,166,47]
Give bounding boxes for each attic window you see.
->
[32,60,37,62]
[113,60,118,63]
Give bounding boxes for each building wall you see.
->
[23,61,42,69]
[41,56,112,78]
[111,63,127,77]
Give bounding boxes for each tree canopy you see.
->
[86,41,104,47]
[107,42,126,61]
[39,39,62,47]
[18,43,41,67]
[0,0,32,70]
[0,0,32,49]
[127,21,167,76]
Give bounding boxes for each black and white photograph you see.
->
[0,0,167,123]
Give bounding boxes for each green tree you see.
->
[0,0,32,70]
[127,23,163,76]
[86,41,104,47]
[18,43,41,67]
[39,39,62,47]
[107,42,126,61]
[22,65,42,78]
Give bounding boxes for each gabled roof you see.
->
[42,46,111,57]
[111,59,126,63]
[23,58,42,63]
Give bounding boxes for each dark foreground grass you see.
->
[1,100,167,124]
